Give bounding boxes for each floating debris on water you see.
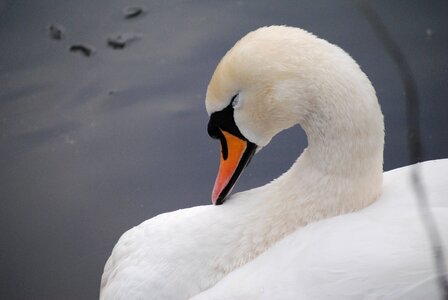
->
[69,44,96,57]
[107,32,142,49]
[123,6,145,19]
[48,24,65,40]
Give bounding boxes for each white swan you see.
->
[100,26,448,300]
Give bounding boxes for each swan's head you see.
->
[206,26,383,205]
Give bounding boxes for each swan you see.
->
[100,26,448,300]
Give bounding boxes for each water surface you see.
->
[0,0,447,299]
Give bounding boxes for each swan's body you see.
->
[100,26,448,299]
[191,159,448,300]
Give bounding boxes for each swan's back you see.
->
[191,159,448,300]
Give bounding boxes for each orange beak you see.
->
[211,130,256,205]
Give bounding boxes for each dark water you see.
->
[0,0,447,299]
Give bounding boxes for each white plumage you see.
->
[100,26,448,300]
[191,160,448,300]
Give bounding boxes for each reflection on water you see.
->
[0,0,447,299]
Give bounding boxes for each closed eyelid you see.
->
[231,93,242,109]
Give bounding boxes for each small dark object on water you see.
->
[107,33,142,50]
[107,38,126,49]
[48,24,65,40]
[124,6,145,19]
[69,45,95,57]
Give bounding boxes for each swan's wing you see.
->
[190,159,448,300]
[100,205,222,300]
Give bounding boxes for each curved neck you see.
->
[215,68,385,274]
[215,56,384,282]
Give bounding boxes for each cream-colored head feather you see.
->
[206,25,383,158]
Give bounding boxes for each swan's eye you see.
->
[231,94,241,109]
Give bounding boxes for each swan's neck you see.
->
[262,66,383,226]
[214,71,384,274]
